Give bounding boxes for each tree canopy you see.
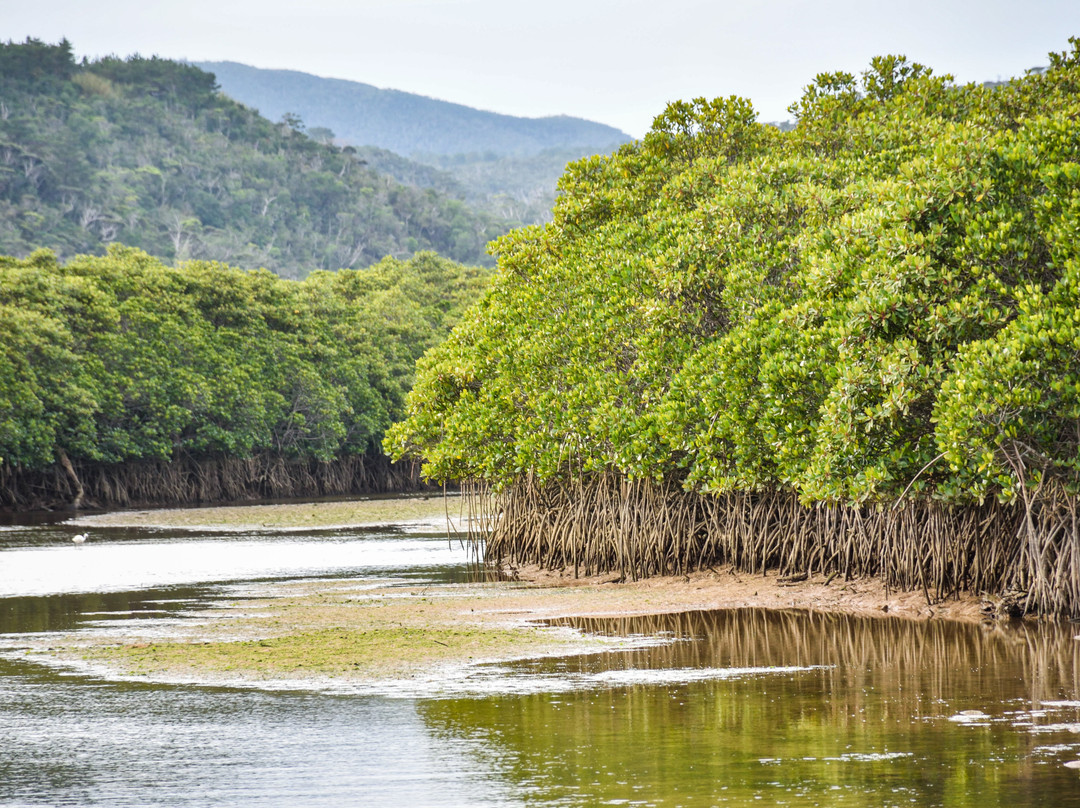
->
[0,246,488,470]
[388,41,1080,509]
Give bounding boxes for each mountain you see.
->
[355,145,599,225]
[195,61,634,225]
[0,40,511,277]
[195,61,631,158]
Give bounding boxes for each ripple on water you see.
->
[4,521,1080,807]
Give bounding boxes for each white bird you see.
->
[72,533,88,544]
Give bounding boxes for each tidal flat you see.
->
[71,493,462,531]
[39,579,619,685]
[33,496,1001,690]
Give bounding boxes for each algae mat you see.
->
[71,494,467,530]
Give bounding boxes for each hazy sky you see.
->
[4,0,1079,137]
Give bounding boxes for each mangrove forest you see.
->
[387,42,1080,615]
[0,246,488,509]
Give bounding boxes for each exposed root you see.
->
[0,452,428,512]
[467,473,1080,617]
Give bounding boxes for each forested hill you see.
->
[196,61,634,226]
[195,61,631,158]
[0,40,512,278]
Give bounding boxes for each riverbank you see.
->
[64,496,1007,624]
[16,498,1029,691]
[70,494,995,623]
[509,563,992,623]
[25,569,992,691]
[26,560,1004,692]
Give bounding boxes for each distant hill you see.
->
[0,40,512,277]
[196,61,632,158]
[356,145,602,225]
[196,61,633,225]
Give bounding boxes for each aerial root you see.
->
[461,473,1080,617]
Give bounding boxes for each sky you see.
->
[3,0,1079,138]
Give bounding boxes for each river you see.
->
[2,509,1080,806]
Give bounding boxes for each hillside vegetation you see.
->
[198,61,633,226]
[0,40,511,277]
[388,43,1080,613]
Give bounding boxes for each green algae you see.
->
[72,494,465,530]
[81,624,545,678]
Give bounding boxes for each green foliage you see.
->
[389,41,1080,507]
[0,41,510,277]
[197,61,632,228]
[0,37,75,85]
[0,247,488,470]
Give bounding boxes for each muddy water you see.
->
[3,518,1080,806]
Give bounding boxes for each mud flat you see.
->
[25,564,1001,691]
[22,498,1028,690]
[70,493,464,531]
[511,563,992,623]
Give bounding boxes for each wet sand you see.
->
[30,561,998,690]
[511,563,990,623]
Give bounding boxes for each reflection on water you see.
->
[0,657,512,808]
[2,515,1080,806]
[0,521,508,807]
[0,586,210,635]
[551,609,1080,704]
[422,610,1080,807]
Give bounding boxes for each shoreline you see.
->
[55,496,1029,626]
[67,493,461,531]
[21,563,1027,694]
[508,563,997,624]
[11,497,1048,692]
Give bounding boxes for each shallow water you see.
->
[3,513,1080,806]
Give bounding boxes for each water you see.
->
[2,512,1080,806]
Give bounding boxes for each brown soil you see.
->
[507,563,993,624]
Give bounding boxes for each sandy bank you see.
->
[509,563,994,624]
[69,494,463,531]
[68,497,1000,625]
[23,497,1044,693]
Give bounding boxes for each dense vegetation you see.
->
[0,39,510,277]
[0,246,488,507]
[201,61,632,227]
[388,43,1080,613]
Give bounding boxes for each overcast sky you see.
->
[4,0,1079,137]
